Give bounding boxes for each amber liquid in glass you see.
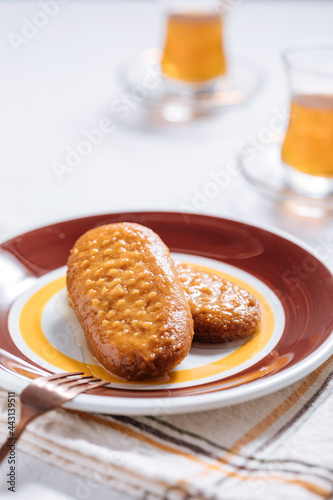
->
[281,94,333,177]
[161,12,227,83]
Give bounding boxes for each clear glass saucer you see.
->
[238,136,333,217]
[117,48,263,122]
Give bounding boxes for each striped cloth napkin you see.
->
[0,355,332,500]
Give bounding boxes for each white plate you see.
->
[1,212,332,415]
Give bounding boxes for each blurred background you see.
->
[1,0,333,250]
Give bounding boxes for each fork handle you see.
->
[0,403,47,464]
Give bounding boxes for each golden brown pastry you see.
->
[67,223,194,380]
[175,262,261,343]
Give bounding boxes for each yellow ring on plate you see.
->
[19,266,275,385]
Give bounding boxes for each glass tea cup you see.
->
[281,42,333,196]
[160,0,228,86]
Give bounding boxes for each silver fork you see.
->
[0,371,108,463]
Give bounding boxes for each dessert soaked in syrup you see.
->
[67,223,193,380]
[176,263,262,343]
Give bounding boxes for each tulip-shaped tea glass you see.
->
[119,0,262,122]
[282,42,333,196]
[239,41,333,214]
[160,0,227,85]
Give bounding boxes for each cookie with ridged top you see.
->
[175,262,261,343]
[67,223,194,380]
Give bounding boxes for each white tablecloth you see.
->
[0,1,333,498]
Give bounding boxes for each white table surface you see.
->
[0,1,333,498]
